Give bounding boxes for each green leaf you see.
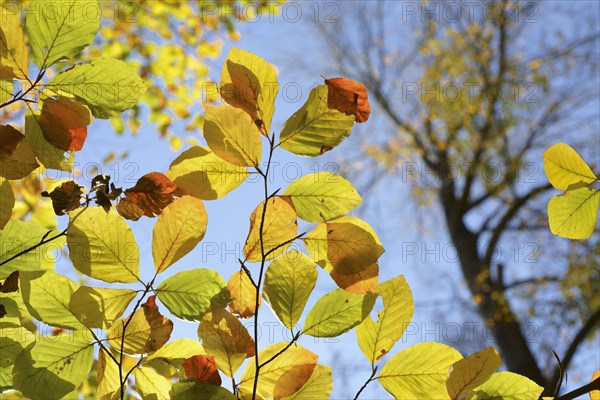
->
[263,250,318,330]
[0,178,14,229]
[244,197,298,262]
[239,343,318,399]
[447,347,502,400]
[198,306,254,377]
[303,288,376,337]
[203,105,262,166]
[378,342,463,400]
[543,143,597,191]
[45,58,146,119]
[173,380,237,400]
[153,196,208,273]
[67,207,140,283]
[0,2,28,79]
[25,0,100,69]
[146,338,206,368]
[281,364,333,400]
[166,146,249,200]
[25,112,71,172]
[133,366,172,400]
[0,220,49,279]
[20,271,84,330]
[279,85,355,156]
[467,371,544,399]
[220,48,278,134]
[0,323,34,390]
[304,216,384,276]
[548,188,600,239]
[69,286,137,329]
[12,333,94,400]
[355,275,414,363]
[282,172,362,223]
[156,269,230,321]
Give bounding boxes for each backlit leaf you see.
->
[118,172,183,220]
[303,288,377,338]
[227,271,259,318]
[173,380,237,400]
[156,269,230,321]
[0,128,39,180]
[166,146,249,200]
[356,275,414,363]
[12,333,94,400]
[263,250,318,330]
[133,366,173,400]
[305,216,384,277]
[198,306,254,377]
[590,370,600,400]
[330,263,379,294]
[282,172,362,223]
[543,143,597,191]
[203,106,262,166]
[220,48,278,134]
[378,342,463,400]
[182,355,221,386]
[0,125,23,157]
[244,196,298,262]
[25,0,100,69]
[0,221,49,279]
[153,195,208,273]
[0,271,19,293]
[282,365,333,400]
[25,112,71,172]
[0,2,27,80]
[0,323,34,390]
[548,188,600,239]
[39,97,92,151]
[0,178,14,229]
[41,180,83,215]
[107,296,173,355]
[239,343,318,399]
[69,287,137,329]
[20,270,84,330]
[279,85,355,156]
[447,347,502,399]
[67,207,140,283]
[325,77,370,123]
[467,371,544,399]
[97,349,137,400]
[146,338,206,370]
[45,58,146,119]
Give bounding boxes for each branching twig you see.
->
[353,365,378,400]
[554,377,600,400]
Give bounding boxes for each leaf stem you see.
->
[353,365,378,400]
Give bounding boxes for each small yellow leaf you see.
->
[227,271,260,318]
[446,346,502,399]
[543,143,597,191]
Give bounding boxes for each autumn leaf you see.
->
[0,271,19,293]
[117,172,183,220]
[227,270,259,318]
[90,174,122,212]
[182,355,222,386]
[0,125,24,157]
[0,127,39,180]
[39,96,92,151]
[41,180,84,215]
[325,77,370,123]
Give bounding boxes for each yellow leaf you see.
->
[152,195,208,273]
[446,346,502,399]
[543,143,597,191]
[468,371,544,399]
[97,349,137,400]
[244,197,298,262]
[0,178,14,229]
[356,275,414,363]
[282,364,333,400]
[548,188,600,239]
[0,2,28,80]
[133,366,172,399]
[69,287,137,329]
[590,370,600,400]
[227,271,260,318]
[239,343,318,399]
[198,306,254,377]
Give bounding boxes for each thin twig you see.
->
[259,331,302,369]
[353,365,378,400]
[554,377,600,400]
[552,350,564,397]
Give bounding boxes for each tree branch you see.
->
[554,377,600,400]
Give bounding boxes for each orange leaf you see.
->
[325,77,370,123]
[182,355,222,386]
[39,96,91,151]
[227,271,259,318]
[118,172,183,220]
[273,364,318,399]
[41,180,84,215]
[0,125,24,157]
[330,263,379,294]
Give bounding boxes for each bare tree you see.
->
[313,0,599,393]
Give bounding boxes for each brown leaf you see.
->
[0,125,24,157]
[39,96,92,151]
[91,175,122,212]
[325,78,370,123]
[41,180,84,215]
[182,355,222,386]
[0,271,19,293]
[117,172,183,219]
[0,304,6,318]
